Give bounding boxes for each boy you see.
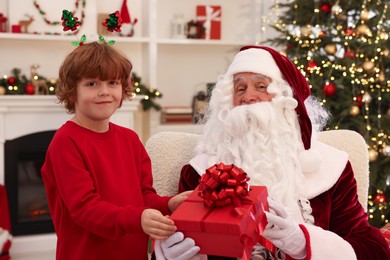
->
[41,42,196,260]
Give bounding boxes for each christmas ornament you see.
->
[360,9,369,21]
[369,149,379,162]
[320,3,331,13]
[61,9,81,31]
[356,95,363,108]
[25,83,35,95]
[102,11,122,32]
[344,27,354,36]
[324,43,337,55]
[323,82,336,97]
[362,60,375,72]
[300,25,312,37]
[383,145,390,156]
[350,105,360,116]
[375,193,386,204]
[331,3,342,15]
[356,24,370,36]
[362,92,372,104]
[344,49,355,60]
[7,77,15,85]
[306,61,318,72]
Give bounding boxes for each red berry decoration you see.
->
[25,83,35,95]
[323,82,337,97]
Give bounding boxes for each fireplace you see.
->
[5,130,56,236]
[0,95,142,258]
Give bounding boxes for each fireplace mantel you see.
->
[0,95,142,259]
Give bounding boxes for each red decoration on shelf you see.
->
[323,82,337,97]
[7,77,15,85]
[0,13,8,32]
[25,83,35,95]
[120,0,138,37]
[196,5,221,40]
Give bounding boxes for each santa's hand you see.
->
[262,198,306,259]
[154,231,202,260]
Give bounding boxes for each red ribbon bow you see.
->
[198,163,250,208]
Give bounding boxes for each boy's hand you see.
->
[141,209,176,240]
[168,190,192,213]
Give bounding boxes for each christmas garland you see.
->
[32,0,86,35]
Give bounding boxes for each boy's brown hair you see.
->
[57,42,134,113]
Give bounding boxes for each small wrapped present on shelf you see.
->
[196,5,221,40]
[170,163,272,259]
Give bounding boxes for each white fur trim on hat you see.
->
[225,48,284,81]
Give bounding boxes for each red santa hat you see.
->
[225,46,320,172]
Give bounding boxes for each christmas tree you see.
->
[266,0,390,227]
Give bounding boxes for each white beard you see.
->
[197,98,307,222]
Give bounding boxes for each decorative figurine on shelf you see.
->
[18,14,34,33]
[186,20,205,39]
[0,13,8,32]
[192,90,207,123]
[170,13,186,39]
[120,0,138,37]
[30,64,49,95]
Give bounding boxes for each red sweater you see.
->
[41,121,171,260]
[179,162,390,260]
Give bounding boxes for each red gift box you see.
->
[170,185,270,258]
[196,5,221,40]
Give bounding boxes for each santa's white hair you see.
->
[196,73,330,222]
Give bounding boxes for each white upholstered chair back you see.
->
[145,129,369,211]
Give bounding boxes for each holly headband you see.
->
[62,9,122,46]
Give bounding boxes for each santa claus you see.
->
[167,46,389,260]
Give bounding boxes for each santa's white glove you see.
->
[262,198,306,259]
[155,231,205,260]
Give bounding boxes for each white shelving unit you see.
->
[0,0,278,140]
